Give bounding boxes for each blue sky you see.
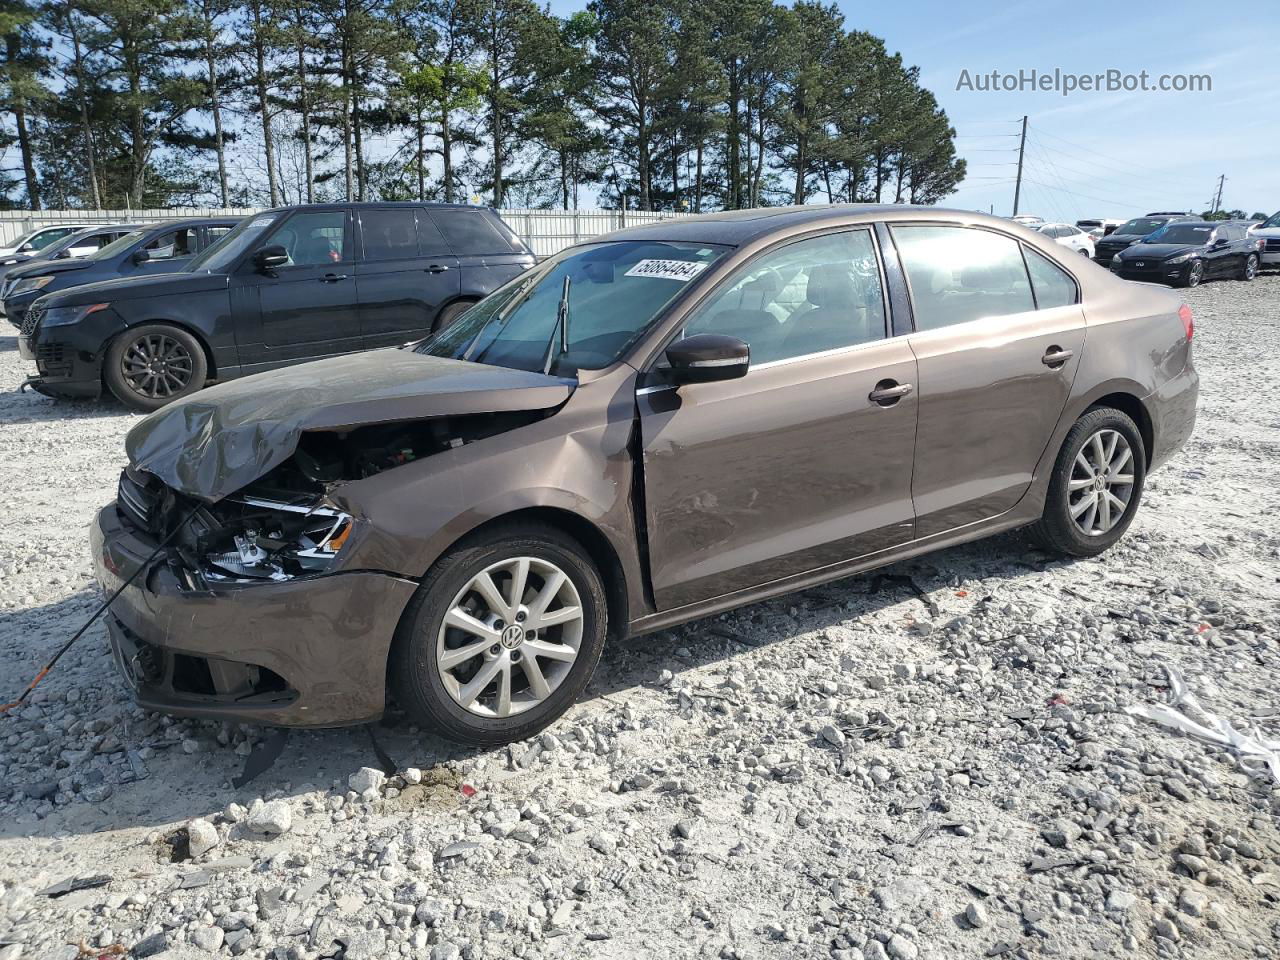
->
[847,1,1279,221]
[548,0,1278,221]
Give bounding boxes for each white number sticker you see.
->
[624,259,710,282]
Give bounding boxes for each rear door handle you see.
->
[320,273,347,283]
[425,264,450,273]
[1042,347,1074,367]
[869,380,914,406]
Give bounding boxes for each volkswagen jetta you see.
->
[92,206,1198,745]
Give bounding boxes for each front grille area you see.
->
[117,468,165,534]
[1266,239,1280,252]
[35,341,70,377]
[19,302,42,338]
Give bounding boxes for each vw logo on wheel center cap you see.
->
[500,624,525,649]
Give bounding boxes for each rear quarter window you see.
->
[1023,247,1078,309]
[430,210,519,255]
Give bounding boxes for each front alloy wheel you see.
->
[1241,254,1258,281]
[104,322,208,411]
[1185,260,1204,287]
[436,557,583,719]
[390,523,607,745]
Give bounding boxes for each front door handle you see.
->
[1042,346,1074,367]
[425,264,450,274]
[320,273,348,283]
[869,380,914,406]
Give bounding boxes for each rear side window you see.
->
[892,225,1035,330]
[414,210,451,256]
[205,225,232,247]
[431,210,516,255]
[1024,248,1078,309]
[361,208,419,261]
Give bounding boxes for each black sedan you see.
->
[3,217,238,327]
[1092,215,1194,265]
[1109,221,1259,288]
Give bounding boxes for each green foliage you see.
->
[4,0,966,211]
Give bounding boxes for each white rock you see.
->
[246,799,292,835]
[191,926,224,952]
[186,818,220,858]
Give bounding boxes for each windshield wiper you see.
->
[542,275,570,375]
[462,272,541,363]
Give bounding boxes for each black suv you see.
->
[1110,220,1260,287]
[1093,215,1194,265]
[19,203,535,410]
[4,218,237,328]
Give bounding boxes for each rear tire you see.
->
[389,523,607,745]
[1027,407,1146,558]
[104,323,208,412]
[432,299,476,333]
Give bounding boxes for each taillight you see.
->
[1179,303,1194,341]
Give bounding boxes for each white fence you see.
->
[0,207,695,257]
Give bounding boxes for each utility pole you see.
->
[1212,174,1225,214]
[1012,115,1028,217]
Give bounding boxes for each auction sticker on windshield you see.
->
[624,259,711,281]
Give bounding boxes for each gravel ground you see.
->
[0,276,1278,960]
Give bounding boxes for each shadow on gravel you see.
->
[0,334,16,352]
[0,530,1063,841]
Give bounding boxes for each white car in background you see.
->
[1076,218,1124,241]
[1035,221,1095,258]
[0,224,104,263]
[1011,214,1044,227]
[1251,211,1280,270]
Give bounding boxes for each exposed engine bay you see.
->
[120,411,551,587]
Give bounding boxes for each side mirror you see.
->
[53,250,70,259]
[664,334,750,385]
[131,249,151,264]
[1211,237,1228,249]
[253,244,289,271]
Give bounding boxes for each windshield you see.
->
[1263,211,1280,229]
[187,213,280,273]
[1145,224,1214,244]
[415,240,730,375]
[88,231,143,260]
[1115,218,1167,236]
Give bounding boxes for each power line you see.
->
[1027,124,1207,192]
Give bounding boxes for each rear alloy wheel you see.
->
[1028,406,1146,558]
[390,523,607,745]
[104,323,208,412]
[1183,260,1204,288]
[1240,253,1258,281]
[432,299,476,333]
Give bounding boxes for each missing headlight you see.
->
[198,496,354,583]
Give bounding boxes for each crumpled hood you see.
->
[125,349,575,503]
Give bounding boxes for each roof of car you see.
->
[257,202,489,215]
[589,204,1037,247]
[136,217,241,231]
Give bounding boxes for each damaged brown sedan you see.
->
[92,206,1198,745]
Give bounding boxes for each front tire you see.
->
[1028,407,1146,558]
[389,523,607,745]
[104,323,208,412]
[1180,260,1204,288]
[1240,253,1258,281]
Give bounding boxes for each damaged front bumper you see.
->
[91,503,418,728]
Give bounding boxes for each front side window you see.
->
[361,208,419,261]
[85,231,141,260]
[417,240,728,375]
[144,227,198,260]
[681,230,887,365]
[268,211,348,266]
[1024,248,1077,309]
[892,225,1035,331]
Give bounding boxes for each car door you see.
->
[233,208,362,371]
[355,206,460,348]
[889,224,1086,538]
[636,227,919,611]
[1210,224,1241,276]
